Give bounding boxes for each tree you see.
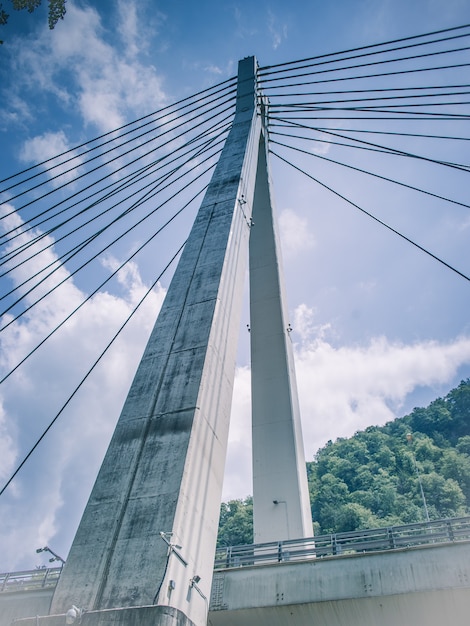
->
[217,497,253,548]
[446,380,470,441]
[310,472,350,533]
[420,473,466,518]
[0,0,66,43]
[335,502,379,533]
[410,399,452,440]
[456,435,470,456]
[440,449,470,500]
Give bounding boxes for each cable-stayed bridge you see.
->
[1,23,470,626]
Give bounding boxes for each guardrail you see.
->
[2,517,470,590]
[214,516,470,569]
[0,567,62,593]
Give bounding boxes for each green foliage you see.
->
[12,0,41,13]
[218,379,470,545]
[0,3,8,42]
[47,0,65,29]
[446,380,470,440]
[456,435,470,456]
[335,502,380,533]
[309,379,470,534]
[217,497,253,548]
[410,399,452,440]
[0,6,9,26]
[0,0,66,43]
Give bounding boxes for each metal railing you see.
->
[2,517,470,590]
[0,567,62,593]
[214,516,470,569]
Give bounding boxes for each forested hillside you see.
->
[217,379,470,547]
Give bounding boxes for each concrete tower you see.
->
[38,56,311,626]
[250,134,313,544]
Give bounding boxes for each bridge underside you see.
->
[208,541,470,626]
[208,589,469,626]
[5,590,468,626]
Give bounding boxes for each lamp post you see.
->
[406,433,430,522]
[36,545,66,565]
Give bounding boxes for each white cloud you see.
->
[224,304,470,500]
[116,0,167,58]
[0,204,166,570]
[205,65,223,75]
[117,0,140,58]
[0,401,17,483]
[223,366,252,501]
[0,204,82,329]
[293,303,332,343]
[295,308,470,458]
[267,9,288,50]
[20,131,84,187]
[101,255,149,305]
[0,94,33,131]
[7,2,168,134]
[233,6,258,39]
[311,131,333,155]
[278,208,315,259]
[459,216,470,232]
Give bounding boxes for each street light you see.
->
[406,433,430,522]
[36,546,66,565]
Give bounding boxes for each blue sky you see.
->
[1,0,470,571]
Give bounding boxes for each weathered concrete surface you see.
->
[5,587,468,626]
[208,542,470,626]
[0,589,52,626]
[207,589,470,626]
[13,606,195,626]
[249,133,312,544]
[48,57,262,626]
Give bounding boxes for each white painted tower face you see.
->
[250,134,313,544]
[45,57,312,626]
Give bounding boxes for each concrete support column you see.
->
[249,134,313,544]
[49,57,262,626]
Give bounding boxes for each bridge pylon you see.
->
[21,56,312,626]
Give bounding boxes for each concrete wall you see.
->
[208,589,470,626]
[208,541,470,626]
[0,589,53,626]
[10,606,195,626]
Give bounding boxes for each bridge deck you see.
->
[2,518,470,626]
[210,540,470,626]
